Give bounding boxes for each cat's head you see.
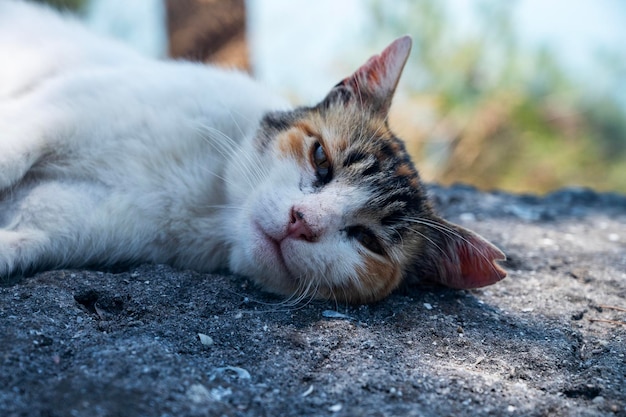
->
[228,36,506,304]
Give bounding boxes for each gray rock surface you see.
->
[1,184,625,417]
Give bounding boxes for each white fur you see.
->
[0,1,373,299]
[0,2,283,270]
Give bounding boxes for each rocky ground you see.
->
[1,184,625,417]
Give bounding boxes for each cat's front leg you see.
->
[0,124,41,190]
[0,145,42,191]
[0,103,51,190]
[0,229,50,277]
[0,181,104,277]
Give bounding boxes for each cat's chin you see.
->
[237,220,300,295]
[244,221,387,304]
[252,221,289,273]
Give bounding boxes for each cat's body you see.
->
[0,1,505,303]
[0,1,288,277]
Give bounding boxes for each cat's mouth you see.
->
[253,221,290,274]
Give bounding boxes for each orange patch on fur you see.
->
[396,163,419,188]
[354,256,402,303]
[293,121,318,139]
[276,128,306,161]
[396,163,413,177]
[396,158,420,188]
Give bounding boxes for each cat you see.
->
[0,0,506,304]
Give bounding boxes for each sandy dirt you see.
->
[1,184,625,417]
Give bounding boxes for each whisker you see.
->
[196,165,247,193]
[193,125,259,190]
[401,219,453,264]
[403,217,503,276]
[196,204,245,211]
[240,272,323,314]
[194,123,269,190]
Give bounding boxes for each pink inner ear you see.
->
[435,229,507,290]
[341,35,412,101]
[450,234,507,289]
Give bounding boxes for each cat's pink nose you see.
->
[287,207,316,242]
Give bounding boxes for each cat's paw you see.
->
[0,230,47,277]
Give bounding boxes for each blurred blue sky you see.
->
[83,0,626,107]
[248,0,626,106]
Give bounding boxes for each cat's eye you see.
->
[312,142,332,183]
[346,226,384,256]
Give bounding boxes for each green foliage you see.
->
[31,0,86,12]
[368,0,626,193]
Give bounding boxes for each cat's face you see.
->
[228,37,506,304]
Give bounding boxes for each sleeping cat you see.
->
[0,0,506,303]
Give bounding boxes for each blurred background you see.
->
[36,0,626,194]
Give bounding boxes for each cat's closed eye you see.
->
[346,225,384,256]
[311,142,332,184]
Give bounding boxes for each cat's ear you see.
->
[321,35,412,114]
[418,219,507,289]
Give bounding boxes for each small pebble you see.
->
[423,303,433,310]
[187,383,211,404]
[322,310,354,320]
[213,366,251,380]
[198,333,213,346]
[459,213,476,222]
[328,404,342,412]
[301,385,314,397]
[209,386,232,402]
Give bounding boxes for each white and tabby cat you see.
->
[0,1,506,303]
